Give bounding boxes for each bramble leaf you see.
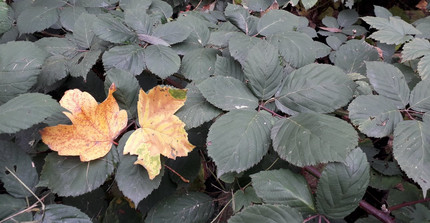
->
[207,110,274,176]
[228,204,303,223]
[251,169,315,214]
[366,61,410,108]
[102,45,146,76]
[271,113,358,166]
[316,148,370,219]
[348,95,402,138]
[123,86,194,179]
[41,84,128,161]
[146,192,214,223]
[198,76,259,111]
[362,16,421,45]
[393,121,430,197]
[275,64,355,115]
[410,80,430,112]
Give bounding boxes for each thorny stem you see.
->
[388,198,430,211]
[304,166,395,223]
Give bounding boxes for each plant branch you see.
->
[165,77,184,89]
[0,193,50,223]
[258,105,283,118]
[303,166,395,223]
[388,198,430,211]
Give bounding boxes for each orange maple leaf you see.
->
[40,83,128,161]
[123,86,195,179]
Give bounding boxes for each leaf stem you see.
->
[303,166,395,223]
[388,198,430,211]
[163,164,190,183]
[258,105,283,118]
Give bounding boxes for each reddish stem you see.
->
[165,77,184,89]
[304,166,395,223]
[164,164,190,183]
[258,105,283,118]
[388,198,430,211]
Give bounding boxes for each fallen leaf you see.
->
[123,86,195,179]
[41,83,128,161]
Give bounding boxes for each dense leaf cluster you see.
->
[0,0,430,222]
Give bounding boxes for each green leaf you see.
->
[334,39,379,75]
[251,169,315,214]
[175,85,222,129]
[228,33,263,65]
[366,61,410,108]
[410,80,430,112]
[38,151,115,197]
[241,0,274,11]
[393,120,430,196]
[116,131,163,206]
[214,55,245,81]
[301,0,318,9]
[198,76,259,111]
[257,10,302,36]
[267,31,316,68]
[207,110,274,176]
[144,45,180,78]
[0,93,61,134]
[338,9,359,27]
[233,187,262,213]
[243,41,283,100]
[0,3,12,35]
[93,14,135,44]
[313,41,331,58]
[228,204,303,223]
[102,44,145,76]
[348,95,403,138]
[125,8,153,34]
[369,169,402,190]
[59,6,86,31]
[148,0,173,19]
[275,64,355,115]
[0,140,38,197]
[152,21,192,45]
[145,192,214,223]
[0,41,48,104]
[224,3,257,35]
[104,69,139,118]
[316,148,370,219]
[418,54,430,80]
[0,194,26,220]
[180,48,218,81]
[271,113,358,166]
[38,55,68,89]
[137,33,170,46]
[36,37,79,58]
[374,5,392,18]
[17,6,59,34]
[176,15,210,47]
[68,49,101,80]
[34,204,92,223]
[402,38,430,61]
[73,13,97,49]
[362,16,421,44]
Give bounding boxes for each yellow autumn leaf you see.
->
[123,86,195,179]
[40,83,128,161]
